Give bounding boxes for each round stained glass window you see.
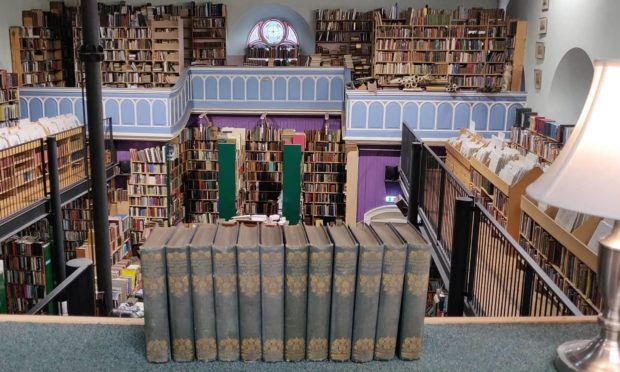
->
[261,20,285,46]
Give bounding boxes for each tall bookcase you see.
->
[244,124,283,215]
[191,3,227,66]
[0,70,19,127]
[128,143,182,246]
[303,129,346,225]
[315,9,374,80]
[519,196,601,315]
[152,17,185,86]
[372,6,526,90]
[182,126,219,223]
[62,196,91,261]
[1,237,53,314]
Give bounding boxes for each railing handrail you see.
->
[474,202,583,316]
[27,262,90,315]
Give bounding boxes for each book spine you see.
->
[237,246,262,361]
[142,248,171,363]
[284,246,308,361]
[261,245,285,362]
[213,245,240,361]
[329,244,359,361]
[374,243,407,360]
[190,246,217,361]
[306,245,333,361]
[351,246,383,362]
[166,245,195,362]
[398,244,431,360]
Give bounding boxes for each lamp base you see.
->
[555,337,620,371]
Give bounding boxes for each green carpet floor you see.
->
[0,321,597,371]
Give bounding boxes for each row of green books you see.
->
[142,221,431,363]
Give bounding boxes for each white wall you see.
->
[507,0,620,123]
[1,0,496,70]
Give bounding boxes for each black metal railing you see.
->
[402,127,582,316]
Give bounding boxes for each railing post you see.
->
[436,167,448,240]
[407,142,422,226]
[65,258,96,316]
[447,197,474,316]
[46,136,66,287]
[520,265,534,316]
[418,148,427,211]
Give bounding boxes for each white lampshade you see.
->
[526,60,620,221]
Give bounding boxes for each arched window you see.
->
[247,19,299,48]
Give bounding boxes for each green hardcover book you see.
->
[141,227,174,363]
[283,224,309,361]
[166,225,197,362]
[304,225,333,361]
[260,223,285,362]
[349,224,383,362]
[371,222,407,361]
[327,224,359,362]
[237,222,262,361]
[213,221,241,361]
[190,224,218,361]
[390,223,432,361]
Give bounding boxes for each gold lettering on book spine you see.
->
[146,339,168,361]
[173,338,194,361]
[285,338,305,360]
[330,338,351,361]
[307,338,328,360]
[196,338,217,360]
[241,338,261,361]
[401,337,422,360]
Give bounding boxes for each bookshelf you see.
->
[302,129,346,225]
[246,46,299,67]
[55,126,87,188]
[1,237,53,314]
[152,17,185,87]
[469,157,542,240]
[128,143,182,246]
[519,196,601,315]
[314,9,374,80]
[372,6,526,90]
[108,214,132,265]
[191,3,227,66]
[244,124,283,215]
[0,70,20,128]
[181,126,219,223]
[62,196,91,261]
[511,119,574,165]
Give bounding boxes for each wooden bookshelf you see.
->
[372,6,526,91]
[246,46,299,67]
[314,9,374,80]
[303,129,346,225]
[181,126,219,223]
[62,196,91,261]
[444,140,472,187]
[152,17,185,87]
[469,157,542,240]
[108,214,132,265]
[520,195,601,315]
[1,237,53,314]
[0,70,20,127]
[10,25,64,88]
[507,20,527,92]
[244,124,283,215]
[55,127,87,189]
[191,3,227,66]
[128,143,182,245]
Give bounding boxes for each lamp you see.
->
[526,60,620,371]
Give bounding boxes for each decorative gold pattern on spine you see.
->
[407,273,428,295]
[263,339,284,360]
[286,275,307,296]
[307,338,328,360]
[169,275,189,298]
[353,338,375,359]
[218,338,240,360]
[238,274,260,296]
[192,275,213,295]
[375,337,397,359]
[401,337,422,360]
[263,275,283,297]
[146,339,169,361]
[310,274,331,296]
[285,338,305,360]
[215,274,236,297]
[195,338,217,361]
[172,338,194,361]
[330,338,351,361]
[359,275,381,296]
[383,274,404,296]
[241,338,262,361]
[143,276,165,296]
[335,274,355,296]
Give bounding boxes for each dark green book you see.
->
[327,224,359,362]
[190,224,218,361]
[141,227,174,363]
[260,223,285,362]
[166,225,197,362]
[304,225,333,361]
[283,224,309,362]
[236,222,262,361]
[349,224,383,362]
[371,222,407,361]
[391,223,432,361]
[213,221,240,361]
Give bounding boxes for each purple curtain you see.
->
[357,146,402,221]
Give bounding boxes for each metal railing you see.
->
[403,127,582,316]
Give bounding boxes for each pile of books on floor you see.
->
[142,221,431,363]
